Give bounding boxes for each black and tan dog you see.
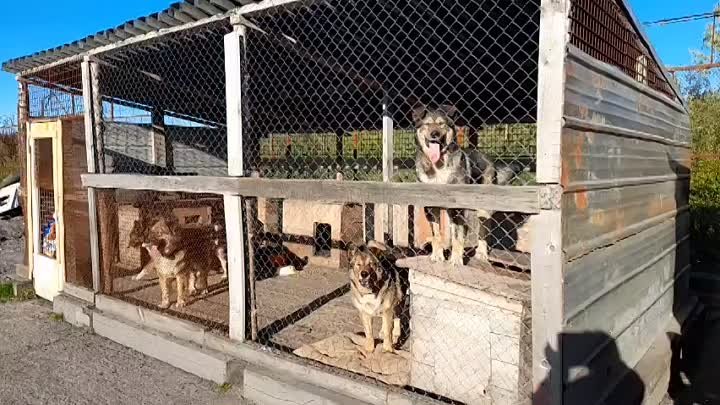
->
[128,215,224,297]
[413,103,527,266]
[349,241,404,353]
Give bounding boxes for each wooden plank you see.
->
[379,100,394,240]
[530,209,564,404]
[562,286,676,405]
[225,195,246,341]
[90,61,106,174]
[81,174,543,214]
[567,46,686,117]
[82,59,102,292]
[564,213,689,317]
[563,181,689,260]
[224,26,247,342]
[225,28,244,176]
[17,77,30,270]
[53,125,67,291]
[97,190,119,294]
[561,128,691,191]
[536,0,570,184]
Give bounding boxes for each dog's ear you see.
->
[411,103,428,126]
[438,104,459,121]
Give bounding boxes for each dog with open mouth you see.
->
[413,103,527,266]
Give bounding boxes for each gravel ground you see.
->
[0,214,24,281]
[0,299,248,405]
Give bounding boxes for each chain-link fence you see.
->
[96,188,230,334]
[96,22,230,177]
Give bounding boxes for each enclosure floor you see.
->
[112,271,229,331]
[255,265,362,351]
[110,264,361,345]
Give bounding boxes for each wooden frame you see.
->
[224,23,247,342]
[26,120,66,300]
[81,174,543,214]
[81,58,102,293]
[532,0,570,403]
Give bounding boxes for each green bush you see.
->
[689,96,720,265]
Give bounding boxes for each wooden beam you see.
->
[81,174,542,214]
[81,59,101,292]
[534,0,570,402]
[536,0,570,185]
[17,77,30,272]
[224,26,247,342]
[380,98,394,241]
[90,61,106,174]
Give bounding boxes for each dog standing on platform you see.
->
[413,103,527,266]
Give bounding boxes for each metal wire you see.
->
[570,0,675,98]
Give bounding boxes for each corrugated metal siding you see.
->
[560,46,691,403]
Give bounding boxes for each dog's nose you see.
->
[360,270,369,278]
[430,130,441,139]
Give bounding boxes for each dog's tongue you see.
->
[428,143,441,164]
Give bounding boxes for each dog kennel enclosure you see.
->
[5,0,692,404]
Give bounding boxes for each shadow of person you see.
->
[534,332,645,405]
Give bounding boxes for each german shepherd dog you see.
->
[141,240,190,308]
[413,104,527,266]
[349,241,404,353]
[128,215,225,296]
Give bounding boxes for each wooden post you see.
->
[150,107,170,169]
[17,77,30,274]
[90,59,106,174]
[533,0,570,404]
[244,198,259,341]
[225,21,248,342]
[377,97,394,243]
[82,59,102,293]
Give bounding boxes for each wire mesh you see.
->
[569,0,676,99]
[95,22,231,176]
[99,189,230,334]
[242,0,538,185]
[25,63,84,119]
[243,195,533,404]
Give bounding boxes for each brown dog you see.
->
[128,215,221,295]
[349,241,403,353]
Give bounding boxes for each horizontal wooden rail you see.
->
[81,174,542,213]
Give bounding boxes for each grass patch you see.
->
[49,313,64,322]
[216,383,232,394]
[0,283,14,303]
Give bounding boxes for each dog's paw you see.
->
[364,341,376,353]
[159,301,171,309]
[449,253,463,267]
[430,250,444,263]
[382,342,395,353]
[175,300,187,308]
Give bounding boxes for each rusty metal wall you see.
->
[560,44,691,404]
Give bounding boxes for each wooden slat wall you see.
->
[62,117,93,289]
[560,46,691,404]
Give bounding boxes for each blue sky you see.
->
[0,0,717,118]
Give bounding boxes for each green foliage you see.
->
[689,95,720,264]
[0,135,19,181]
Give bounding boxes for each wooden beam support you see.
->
[81,59,102,293]
[224,25,247,342]
[533,0,570,404]
[81,174,542,214]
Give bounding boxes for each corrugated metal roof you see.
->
[2,0,256,74]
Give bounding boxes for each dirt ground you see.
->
[0,214,24,281]
[0,299,248,405]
